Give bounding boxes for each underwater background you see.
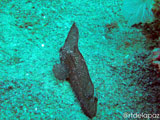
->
[0,0,160,119]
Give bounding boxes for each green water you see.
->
[0,0,159,120]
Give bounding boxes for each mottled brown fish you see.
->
[53,23,98,118]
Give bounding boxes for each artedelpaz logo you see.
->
[123,112,160,119]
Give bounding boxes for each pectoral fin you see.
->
[52,63,69,80]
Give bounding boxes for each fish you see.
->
[52,23,98,118]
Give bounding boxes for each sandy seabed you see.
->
[0,0,159,120]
